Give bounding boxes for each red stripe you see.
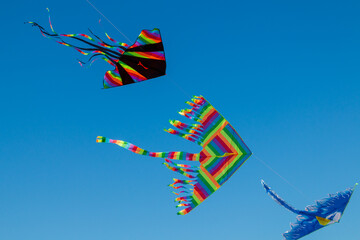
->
[105,72,123,86]
[214,135,232,153]
[141,30,161,42]
[194,184,208,200]
[201,109,218,127]
[209,155,232,176]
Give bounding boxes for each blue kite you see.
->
[261,180,357,240]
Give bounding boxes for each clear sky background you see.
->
[1,0,359,240]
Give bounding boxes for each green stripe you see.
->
[198,105,212,118]
[200,169,218,191]
[216,154,248,183]
[205,155,227,172]
[139,35,157,44]
[123,52,152,59]
[191,194,202,205]
[215,154,246,182]
[206,142,222,156]
[197,170,217,193]
[119,61,140,73]
[201,118,226,145]
[202,156,219,169]
[222,127,247,155]
[202,147,217,167]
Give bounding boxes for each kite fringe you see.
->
[163,161,198,179]
[164,95,212,148]
[163,95,216,215]
[27,10,127,68]
[174,195,197,215]
[97,135,200,214]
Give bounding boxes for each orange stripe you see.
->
[108,76,123,85]
[199,147,213,165]
[193,188,205,202]
[200,165,221,188]
[190,154,200,161]
[213,154,238,179]
[131,51,164,60]
[105,71,123,85]
[126,69,147,80]
[202,120,228,147]
[201,148,212,157]
[142,31,161,43]
[200,156,215,167]
[218,130,237,154]
[200,108,216,124]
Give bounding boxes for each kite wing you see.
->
[262,180,357,240]
[28,13,166,88]
[97,96,252,214]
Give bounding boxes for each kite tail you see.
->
[97,135,202,214]
[96,136,199,161]
[261,180,304,215]
[163,159,199,179]
[27,10,127,67]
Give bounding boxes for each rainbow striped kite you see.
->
[97,96,252,214]
[28,12,166,88]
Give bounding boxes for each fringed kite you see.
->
[261,180,357,240]
[97,96,252,214]
[28,12,166,88]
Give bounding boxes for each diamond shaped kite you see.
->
[97,95,252,214]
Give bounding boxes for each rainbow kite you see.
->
[28,12,166,88]
[262,180,357,240]
[97,95,252,214]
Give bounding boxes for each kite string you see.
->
[85,0,132,43]
[169,78,191,98]
[252,154,311,200]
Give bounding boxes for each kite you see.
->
[97,95,252,214]
[261,180,357,240]
[28,12,166,88]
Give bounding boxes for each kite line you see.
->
[253,154,310,200]
[85,0,132,43]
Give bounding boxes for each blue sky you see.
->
[1,0,359,239]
